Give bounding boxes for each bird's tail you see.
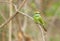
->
[42,25,47,32]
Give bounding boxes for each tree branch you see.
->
[0,12,19,28]
[0,0,27,28]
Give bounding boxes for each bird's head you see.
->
[34,11,40,17]
[34,11,40,14]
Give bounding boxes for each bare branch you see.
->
[37,24,46,41]
[9,0,13,41]
[0,0,27,28]
[18,0,27,10]
[0,12,19,28]
[22,16,27,31]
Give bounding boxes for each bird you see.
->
[33,11,47,31]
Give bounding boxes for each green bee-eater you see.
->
[33,11,47,31]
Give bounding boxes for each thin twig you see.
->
[9,0,13,41]
[18,0,27,10]
[37,24,46,41]
[0,12,19,28]
[21,1,28,32]
[0,0,27,28]
[0,10,37,29]
[22,16,27,31]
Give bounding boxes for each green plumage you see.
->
[33,14,44,25]
[33,11,47,31]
